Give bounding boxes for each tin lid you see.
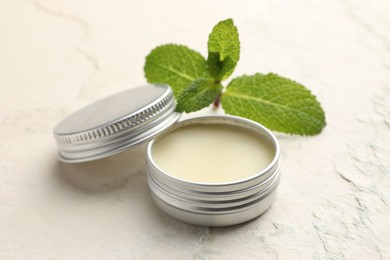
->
[53,84,180,163]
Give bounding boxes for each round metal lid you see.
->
[53,84,180,163]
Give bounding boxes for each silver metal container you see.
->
[53,84,180,163]
[53,84,281,226]
[146,116,281,226]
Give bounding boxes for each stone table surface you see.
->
[1,0,389,259]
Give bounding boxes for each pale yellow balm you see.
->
[152,123,275,183]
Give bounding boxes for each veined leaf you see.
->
[176,78,222,113]
[144,44,209,95]
[207,19,240,81]
[221,73,326,135]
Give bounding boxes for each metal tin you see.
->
[146,115,281,226]
[53,84,180,163]
[53,85,281,226]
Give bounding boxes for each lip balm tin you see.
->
[146,116,280,226]
[53,84,281,226]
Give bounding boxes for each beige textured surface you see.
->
[1,0,389,259]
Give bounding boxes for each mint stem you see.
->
[213,94,221,108]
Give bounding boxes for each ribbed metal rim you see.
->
[147,170,280,210]
[147,162,281,202]
[150,180,279,215]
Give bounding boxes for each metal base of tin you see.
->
[149,176,279,227]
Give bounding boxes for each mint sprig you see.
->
[144,19,326,135]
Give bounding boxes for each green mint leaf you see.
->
[144,44,209,96]
[221,73,326,135]
[176,78,222,113]
[207,19,240,81]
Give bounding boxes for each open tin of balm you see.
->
[53,84,281,226]
[146,116,280,226]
